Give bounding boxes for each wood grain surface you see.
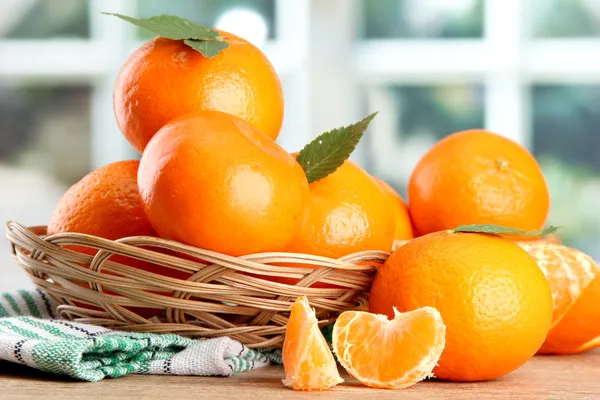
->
[1,350,599,399]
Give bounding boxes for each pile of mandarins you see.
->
[45,14,600,391]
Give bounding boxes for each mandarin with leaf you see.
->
[286,113,394,258]
[111,15,283,152]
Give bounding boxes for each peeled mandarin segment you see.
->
[282,296,343,391]
[519,243,600,327]
[332,307,446,390]
[538,275,600,354]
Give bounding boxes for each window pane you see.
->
[135,0,276,42]
[365,85,484,195]
[0,83,92,290]
[533,0,600,38]
[1,0,89,39]
[360,0,483,39]
[532,85,600,257]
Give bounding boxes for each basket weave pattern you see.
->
[5,222,387,348]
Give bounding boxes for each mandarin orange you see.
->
[138,111,309,256]
[47,160,189,318]
[369,231,553,381]
[286,160,395,258]
[48,160,156,243]
[114,32,283,152]
[408,129,550,235]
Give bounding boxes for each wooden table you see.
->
[2,351,599,399]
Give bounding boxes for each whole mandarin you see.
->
[408,129,550,235]
[369,231,553,381]
[286,160,395,258]
[114,32,284,152]
[138,111,309,256]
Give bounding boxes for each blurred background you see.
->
[1,0,600,290]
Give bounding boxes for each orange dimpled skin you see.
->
[47,160,157,242]
[408,129,550,235]
[138,111,309,256]
[114,33,284,152]
[369,231,553,382]
[287,160,395,258]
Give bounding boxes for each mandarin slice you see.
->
[332,307,445,389]
[282,296,343,391]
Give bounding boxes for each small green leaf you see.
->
[103,13,229,58]
[451,224,560,237]
[184,39,229,59]
[297,112,378,183]
[103,13,218,40]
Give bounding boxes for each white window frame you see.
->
[1,0,600,175]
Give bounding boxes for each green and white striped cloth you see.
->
[0,289,281,381]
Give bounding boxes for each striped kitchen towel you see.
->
[0,289,281,381]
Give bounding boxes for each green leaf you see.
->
[103,13,229,58]
[103,13,218,40]
[184,39,229,59]
[451,224,560,237]
[297,112,378,183]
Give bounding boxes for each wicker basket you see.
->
[5,221,387,348]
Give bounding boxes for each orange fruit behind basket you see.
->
[138,111,309,257]
[47,160,192,317]
[408,129,550,235]
[332,307,445,389]
[282,296,343,391]
[114,32,284,153]
[269,159,393,288]
[369,231,553,382]
[47,160,156,248]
